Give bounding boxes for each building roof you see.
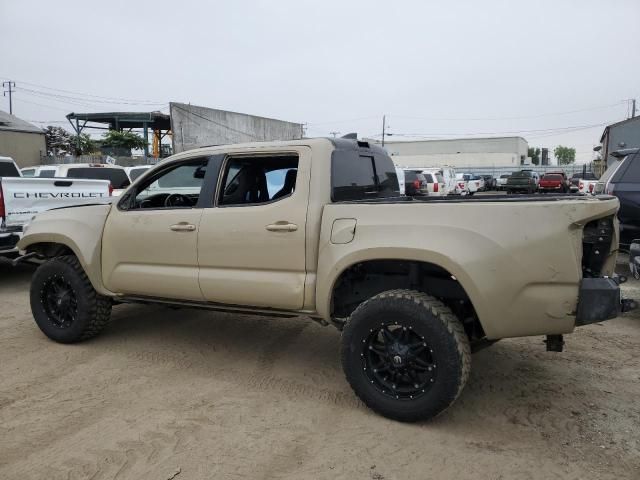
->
[0,109,44,134]
[600,115,640,142]
[66,111,171,130]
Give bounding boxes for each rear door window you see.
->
[66,167,131,189]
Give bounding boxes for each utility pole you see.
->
[329,131,340,138]
[381,115,386,147]
[3,81,16,114]
[633,99,637,118]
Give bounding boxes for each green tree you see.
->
[70,133,98,155]
[528,147,541,165]
[554,145,576,165]
[44,126,74,155]
[102,130,147,150]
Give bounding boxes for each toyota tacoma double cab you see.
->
[17,136,634,422]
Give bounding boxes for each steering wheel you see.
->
[164,193,192,207]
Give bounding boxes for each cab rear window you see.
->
[0,162,20,177]
[332,151,400,201]
[66,167,131,189]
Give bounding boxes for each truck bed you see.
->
[336,193,612,204]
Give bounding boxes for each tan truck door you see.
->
[101,158,209,301]
[197,147,311,310]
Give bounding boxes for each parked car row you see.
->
[395,166,600,197]
[20,163,153,195]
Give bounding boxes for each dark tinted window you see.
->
[38,169,56,177]
[500,174,511,178]
[129,167,149,181]
[66,167,131,188]
[423,173,434,182]
[618,152,640,183]
[512,171,532,178]
[374,156,399,195]
[0,161,20,177]
[332,151,399,201]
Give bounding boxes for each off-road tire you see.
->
[30,255,112,343]
[341,289,471,422]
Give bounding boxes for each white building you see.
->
[365,136,529,169]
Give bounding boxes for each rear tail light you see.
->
[458,182,465,189]
[0,183,5,220]
[108,183,114,196]
[579,182,584,190]
[413,180,421,190]
[433,183,439,193]
[589,183,594,193]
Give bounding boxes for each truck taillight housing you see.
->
[413,180,421,190]
[108,183,114,196]
[579,182,584,190]
[589,183,594,193]
[433,183,439,193]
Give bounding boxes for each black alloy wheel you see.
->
[41,274,78,329]
[363,323,437,400]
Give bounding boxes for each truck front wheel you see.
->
[30,255,112,343]
[341,289,471,422]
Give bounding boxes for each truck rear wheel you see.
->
[30,255,112,343]
[341,289,471,422]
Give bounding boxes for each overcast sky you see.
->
[1,0,639,162]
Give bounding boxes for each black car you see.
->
[594,148,640,244]
[403,170,429,196]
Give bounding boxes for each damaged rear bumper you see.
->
[575,277,637,326]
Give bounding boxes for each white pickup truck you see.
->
[0,157,112,258]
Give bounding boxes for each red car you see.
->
[539,173,570,193]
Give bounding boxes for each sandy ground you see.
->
[1,261,639,480]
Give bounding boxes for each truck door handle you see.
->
[265,222,298,232]
[170,223,196,232]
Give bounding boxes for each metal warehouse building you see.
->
[366,136,529,169]
[170,102,303,153]
[0,110,46,168]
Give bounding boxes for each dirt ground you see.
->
[1,261,639,480]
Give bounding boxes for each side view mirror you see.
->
[629,240,640,280]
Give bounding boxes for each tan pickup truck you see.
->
[17,136,633,421]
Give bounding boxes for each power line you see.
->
[16,86,168,108]
[1,77,166,105]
